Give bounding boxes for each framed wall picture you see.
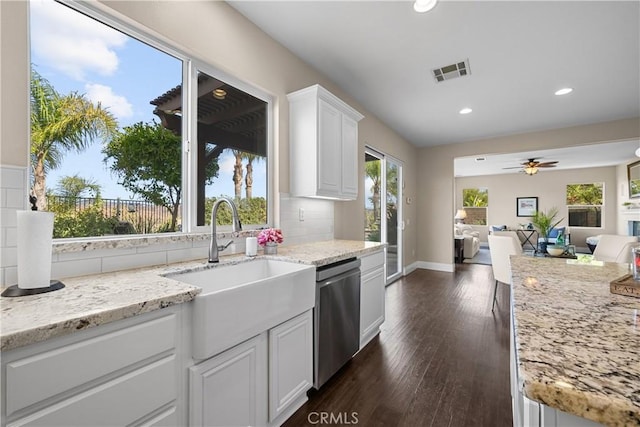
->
[516,197,538,217]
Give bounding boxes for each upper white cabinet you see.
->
[288,84,364,200]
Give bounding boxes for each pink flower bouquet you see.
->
[257,228,284,246]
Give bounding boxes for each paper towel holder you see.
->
[1,280,65,297]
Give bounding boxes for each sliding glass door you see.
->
[364,148,403,284]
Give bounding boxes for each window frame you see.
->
[33,0,274,240]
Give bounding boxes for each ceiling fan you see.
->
[503,158,558,175]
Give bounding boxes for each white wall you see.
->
[455,166,619,249]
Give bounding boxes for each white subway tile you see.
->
[52,258,102,280]
[5,188,26,209]
[0,208,18,227]
[101,251,167,273]
[5,266,17,284]
[0,189,6,208]
[166,246,209,264]
[0,166,26,189]
[0,246,17,268]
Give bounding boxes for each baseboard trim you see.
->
[403,262,419,276]
[413,261,454,273]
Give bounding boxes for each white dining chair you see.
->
[488,234,523,312]
[592,235,639,263]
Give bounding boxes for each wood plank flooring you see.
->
[283,263,512,427]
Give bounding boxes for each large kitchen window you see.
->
[566,183,603,227]
[29,0,270,238]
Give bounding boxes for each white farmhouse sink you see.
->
[167,259,315,360]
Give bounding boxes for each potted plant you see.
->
[531,207,563,253]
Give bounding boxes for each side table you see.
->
[454,236,464,263]
[515,229,538,253]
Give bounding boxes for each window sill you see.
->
[53,230,260,255]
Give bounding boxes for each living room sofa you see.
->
[454,224,480,259]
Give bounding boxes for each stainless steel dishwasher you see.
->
[314,257,361,389]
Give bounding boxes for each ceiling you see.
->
[229,1,640,176]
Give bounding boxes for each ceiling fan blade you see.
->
[537,162,558,167]
[502,166,525,169]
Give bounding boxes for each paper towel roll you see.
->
[246,237,258,257]
[17,211,54,289]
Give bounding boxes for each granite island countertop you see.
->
[0,239,384,352]
[509,255,640,427]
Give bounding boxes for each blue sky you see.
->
[30,0,266,201]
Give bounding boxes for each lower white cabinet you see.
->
[359,250,385,349]
[189,333,268,427]
[268,310,313,423]
[1,307,182,427]
[189,310,313,427]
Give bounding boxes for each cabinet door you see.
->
[317,99,342,197]
[360,267,385,349]
[340,115,358,199]
[189,334,268,427]
[268,311,313,422]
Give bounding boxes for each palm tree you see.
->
[231,149,243,200]
[243,153,263,199]
[30,68,117,210]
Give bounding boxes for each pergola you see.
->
[150,73,267,224]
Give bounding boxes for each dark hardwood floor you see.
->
[283,263,512,427]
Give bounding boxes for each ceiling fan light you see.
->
[414,0,437,13]
[524,166,538,175]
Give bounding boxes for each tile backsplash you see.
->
[279,193,334,245]
[0,170,335,285]
[0,165,28,286]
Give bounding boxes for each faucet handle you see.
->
[217,240,233,251]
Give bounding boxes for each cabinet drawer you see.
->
[8,356,176,427]
[6,313,176,415]
[359,251,384,274]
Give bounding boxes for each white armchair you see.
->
[454,224,480,259]
[592,235,639,263]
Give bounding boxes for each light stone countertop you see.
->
[509,255,640,427]
[0,239,384,352]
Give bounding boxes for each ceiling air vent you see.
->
[432,59,470,83]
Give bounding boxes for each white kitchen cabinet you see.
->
[288,84,364,200]
[189,309,314,427]
[189,333,268,427]
[1,307,183,427]
[268,310,313,424]
[359,250,385,349]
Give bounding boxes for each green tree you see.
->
[463,188,488,207]
[566,183,603,205]
[56,174,101,199]
[243,153,263,200]
[30,67,117,211]
[104,121,218,232]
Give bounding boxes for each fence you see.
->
[46,195,175,234]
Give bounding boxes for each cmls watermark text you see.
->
[307,412,359,425]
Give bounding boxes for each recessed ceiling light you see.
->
[414,0,437,13]
[459,107,473,115]
[554,88,573,96]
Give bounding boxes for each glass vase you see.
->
[632,246,640,281]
